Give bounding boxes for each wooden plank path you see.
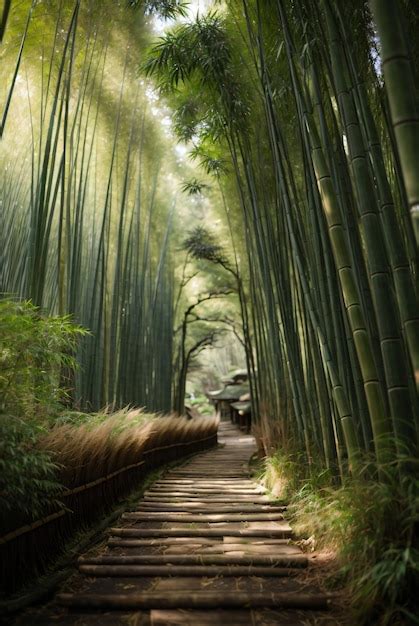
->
[15,422,332,625]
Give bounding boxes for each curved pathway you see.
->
[16,422,333,625]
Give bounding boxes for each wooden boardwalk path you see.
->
[16,422,332,625]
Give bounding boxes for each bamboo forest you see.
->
[0,0,418,624]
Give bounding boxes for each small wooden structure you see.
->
[230,392,251,433]
[221,369,248,386]
[207,384,249,419]
[206,373,252,432]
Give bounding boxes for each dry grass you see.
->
[41,410,219,490]
[1,410,219,592]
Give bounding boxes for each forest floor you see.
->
[12,422,350,625]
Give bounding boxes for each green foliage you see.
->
[260,444,333,500]
[144,11,230,86]
[54,405,150,431]
[130,0,188,19]
[172,98,202,141]
[260,447,306,500]
[189,147,229,178]
[144,0,419,473]
[0,299,87,421]
[286,466,419,624]
[260,447,419,622]
[188,393,213,416]
[0,417,61,521]
[143,10,249,137]
[183,225,228,266]
[181,179,211,195]
[0,299,86,523]
[1,1,418,619]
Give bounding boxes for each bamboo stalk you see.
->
[370,0,419,245]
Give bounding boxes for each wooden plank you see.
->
[57,591,330,610]
[150,492,265,496]
[78,554,307,567]
[136,500,283,514]
[166,470,250,473]
[156,481,256,485]
[146,492,266,497]
[144,492,269,498]
[162,544,301,556]
[145,490,267,497]
[153,488,258,492]
[78,564,297,577]
[122,512,284,522]
[141,491,270,506]
[183,465,250,468]
[153,482,262,487]
[150,483,262,487]
[106,536,290,546]
[109,527,293,539]
[223,537,290,545]
[150,609,252,626]
[168,463,250,467]
[153,487,258,491]
[166,468,249,478]
[107,537,222,546]
[108,537,294,549]
[168,520,290,528]
[155,480,258,486]
[152,487,260,493]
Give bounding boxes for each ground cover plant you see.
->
[261,449,419,624]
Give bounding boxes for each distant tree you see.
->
[173,290,233,415]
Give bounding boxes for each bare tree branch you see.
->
[174,290,234,333]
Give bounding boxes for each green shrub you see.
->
[259,448,419,624]
[288,466,419,624]
[0,298,87,421]
[0,298,87,528]
[259,445,331,500]
[189,394,213,416]
[0,416,62,524]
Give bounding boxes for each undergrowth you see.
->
[0,299,86,524]
[187,393,214,416]
[0,417,62,521]
[0,299,86,421]
[0,298,219,533]
[0,444,209,615]
[261,449,419,625]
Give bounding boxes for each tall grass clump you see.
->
[281,460,419,625]
[260,441,419,622]
[0,297,219,590]
[1,406,219,591]
[40,409,219,495]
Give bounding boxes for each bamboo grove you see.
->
[1,1,418,469]
[144,0,419,477]
[1,0,177,411]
